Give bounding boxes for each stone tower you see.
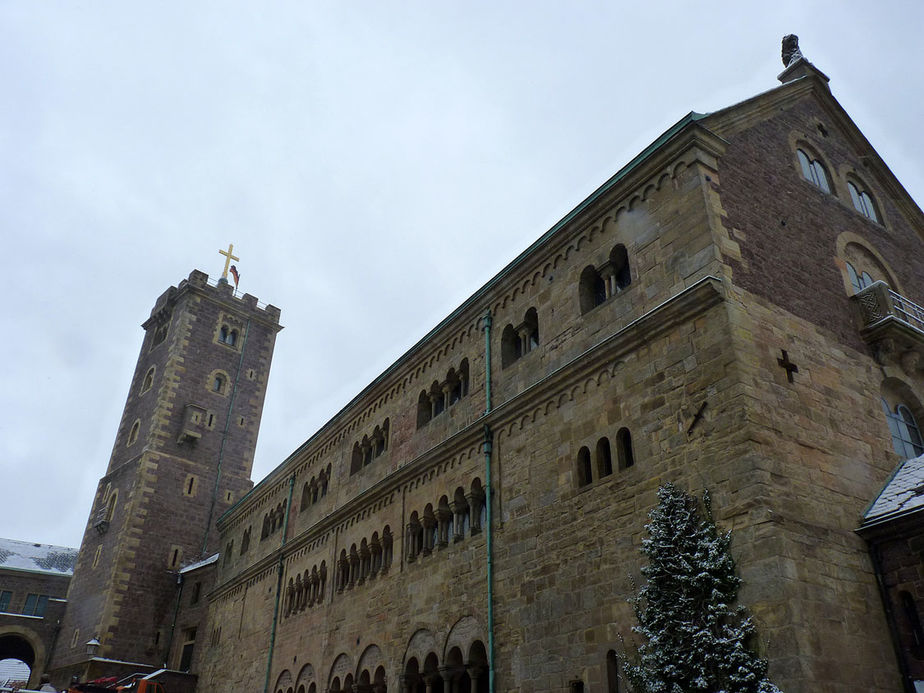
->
[49,269,281,680]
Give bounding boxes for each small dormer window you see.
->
[848,181,879,222]
[797,149,831,193]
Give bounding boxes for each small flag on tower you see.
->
[230,265,240,288]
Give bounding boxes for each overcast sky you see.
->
[2,1,922,550]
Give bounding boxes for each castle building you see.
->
[2,39,923,692]
[47,268,281,686]
[187,47,921,693]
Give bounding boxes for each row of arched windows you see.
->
[417,360,470,428]
[335,527,394,592]
[350,419,391,475]
[406,480,486,562]
[329,666,388,693]
[579,244,632,315]
[300,465,332,512]
[576,430,635,488]
[403,640,489,693]
[285,561,328,616]
[501,307,539,369]
[261,500,287,540]
[796,147,880,222]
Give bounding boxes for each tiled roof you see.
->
[863,454,924,526]
[0,536,78,575]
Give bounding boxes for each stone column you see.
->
[422,516,436,556]
[423,673,440,693]
[436,507,452,548]
[466,492,484,534]
[450,501,465,542]
[406,523,417,563]
[465,666,485,693]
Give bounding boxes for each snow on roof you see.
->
[863,454,924,526]
[0,537,78,575]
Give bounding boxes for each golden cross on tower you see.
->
[218,243,239,279]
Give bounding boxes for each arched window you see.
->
[580,265,607,314]
[431,382,445,417]
[577,446,592,487]
[361,436,372,466]
[219,325,238,346]
[501,324,519,368]
[580,246,632,315]
[797,149,831,193]
[845,261,875,294]
[350,443,363,474]
[617,428,635,470]
[211,372,227,394]
[470,478,487,534]
[382,526,393,570]
[127,420,140,446]
[525,307,540,350]
[596,437,613,478]
[417,390,432,428]
[373,426,386,457]
[882,398,924,459]
[240,527,250,555]
[140,366,155,394]
[608,245,631,293]
[105,490,118,523]
[423,504,437,556]
[848,180,879,222]
[458,360,469,399]
[452,487,470,541]
[502,308,541,368]
[319,466,330,498]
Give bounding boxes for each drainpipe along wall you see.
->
[482,311,496,693]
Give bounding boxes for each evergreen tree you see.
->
[624,483,780,693]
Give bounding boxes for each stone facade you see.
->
[47,272,281,687]
[27,56,924,692]
[189,65,920,693]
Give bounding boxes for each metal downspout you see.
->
[870,543,913,692]
[483,311,492,414]
[482,310,495,693]
[201,318,252,558]
[263,475,295,693]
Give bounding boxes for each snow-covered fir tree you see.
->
[624,483,780,693]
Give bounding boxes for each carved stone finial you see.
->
[782,34,803,67]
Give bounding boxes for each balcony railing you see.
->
[853,281,924,352]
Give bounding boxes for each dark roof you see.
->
[862,454,924,527]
